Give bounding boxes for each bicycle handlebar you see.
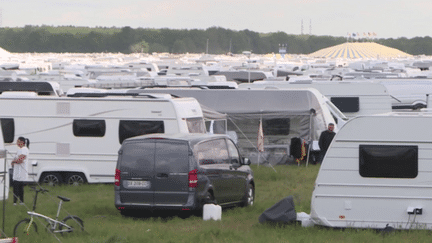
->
[30,186,49,193]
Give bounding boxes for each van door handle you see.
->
[157,173,169,178]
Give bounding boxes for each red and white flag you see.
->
[257,119,264,152]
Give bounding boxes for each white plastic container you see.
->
[203,204,222,221]
[297,212,314,227]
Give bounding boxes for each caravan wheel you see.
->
[66,173,86,186]
[40,173,63,186]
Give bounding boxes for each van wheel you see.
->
[66,173,86,186]
[40,173,63,186]
[242,184,254,207]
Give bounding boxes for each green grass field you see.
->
[1,165,430,242]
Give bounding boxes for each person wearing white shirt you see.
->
[11,137,30,205]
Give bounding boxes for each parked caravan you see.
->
[371,78,432,110]
[0,81,63,97]
[311,112,432,230]
[239,79,393,119]
[0,89,206,185]
[135,88,342,165]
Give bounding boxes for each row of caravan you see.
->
[0,81,346,185]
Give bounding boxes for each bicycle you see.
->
[13,186,84,239]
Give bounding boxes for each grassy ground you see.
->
[1,164,430,242]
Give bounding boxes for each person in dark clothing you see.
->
[318,123,336,163]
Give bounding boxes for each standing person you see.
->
[11,137,30,205]
[318,123,335,163]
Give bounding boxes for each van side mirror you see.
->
[242,157,251,166]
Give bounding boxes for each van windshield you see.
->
[120,142,155,174]
[120,140,190,174]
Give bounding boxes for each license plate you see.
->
[127,180,150,189]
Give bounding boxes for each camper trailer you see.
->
[137,87,342,165]
[311,112,432,230]
[239,80,393,119]
[371,78,432,110]
[0,89,206,186]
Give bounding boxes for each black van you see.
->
[114,133,254,214]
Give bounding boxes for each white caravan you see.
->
[0,89,205,185]
[371,78,432,110]
[239,79,392,119]
[311,112,432,230]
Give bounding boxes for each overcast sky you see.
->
[2,0,431,39]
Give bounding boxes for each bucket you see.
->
[297,212,314,227]
[203,204,222,221]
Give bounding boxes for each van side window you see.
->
[119,120,164,144]
[156,142,189,173]
[359,145,418,178]
[331,97,360,112]
[73,119,106,137]
[194,139,229,165]
[0,118,14,143]
[226,139,240,164]
[186,118,206,133]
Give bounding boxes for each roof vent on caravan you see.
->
[134,93,172,99]
[66,88,173,100]
[288,76,313,84]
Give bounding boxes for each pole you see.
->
[305,109,315,167]
[206,39,209,54]
[257,151,260,168]
[2,150,6,235]
[248,57,250,83]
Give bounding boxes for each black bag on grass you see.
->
[258,196,297,224]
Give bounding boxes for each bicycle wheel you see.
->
[14,218,38,238]
[59,215,84,235]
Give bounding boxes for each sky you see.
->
[1,0,431,39]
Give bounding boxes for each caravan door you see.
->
[0,123,8,200]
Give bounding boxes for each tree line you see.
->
[0,25,431,55]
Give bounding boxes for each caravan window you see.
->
[186,118,206,133]
[359,145,418,178]
[194,139,229,165]
[0,118,14,143]
[119,120,164,144]
[73,119,106,137]
[330,97,360,112]
[263,118,290,135]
